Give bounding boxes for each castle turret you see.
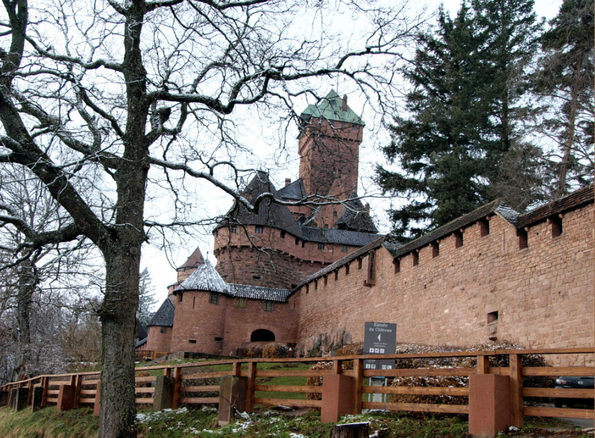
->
[297,90,365,229]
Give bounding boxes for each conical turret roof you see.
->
[300,90,365,125]
[175,259,228,293]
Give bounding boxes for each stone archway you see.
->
[250,329,275,342]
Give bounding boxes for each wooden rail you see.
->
[1,347,593,423]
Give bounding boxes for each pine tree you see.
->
[533,0,594,198]
[376,0,543,242]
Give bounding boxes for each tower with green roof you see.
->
[298,90,365,228]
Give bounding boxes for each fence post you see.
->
[31,386,44,412]
[93,383,101,416]
[321,361,355,423]
[57,384,76,412]
[171,367,182,410]
[509,353,524,428]
[218,375,248,426]
[41,377,49,407]
[153,375,174,411]
[245,362,256,413]
[477,355,489,374]
[13,387,29,412]
[74,375,83,408]
[469,371,510,436]
[353,358,363,415]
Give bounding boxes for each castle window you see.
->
[357,258,362,269]
[280,231,286,239]
[214,337,223,341]
[334,270,339,281]
[178,292,183,302]
[189,339,197,344]
[454,230,464,248]
[314,280,318,290]
[479,219,490,237]
[333,211,338,218]
[230,225,237,233]
[324,276,328,286]
[318,243,325,250]
[255,225,264,234]
[237,298,247,308]
[518,228,528,249]
[193,296,196,309]
[341,245,349,253]
[264,301,274,312]
[487,311,499,325]
[295,238,299,245]
[209,292,219,305]
[160,327,168,334]
[365,251,376,286]
[550,216,563,238]
[394,259,401,273]
[431,242,439,258]
[345,264,350,275]
[412,251,419,266]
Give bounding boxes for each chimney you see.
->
[342,95,347,111]
[285,178,291,187]
[365,202,370,212]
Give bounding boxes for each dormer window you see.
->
[255,225,264,234]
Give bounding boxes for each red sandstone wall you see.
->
[221,296,300,355]
[214,226,358,288]
[170,291,227,354]
[168,289,299,355]
[296,205,594,356]
[145,326,173,353]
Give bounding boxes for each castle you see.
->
[140,91,594,357]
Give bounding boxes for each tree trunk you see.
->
[13,259,37,382]
[98,246,142,438]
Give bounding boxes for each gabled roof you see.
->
[175,259,228,293]
[173,260,292,302]
[177,247,205,271]
[215,172,303,237]
[300,90,365,126]
[147,298,175,327]
[335,194,378,233]
[516,185,593,229]
[301,226,380,246]
[277,178,307,201]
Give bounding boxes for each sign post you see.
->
[363,322,397,370]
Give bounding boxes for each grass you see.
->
[0,405,591,438]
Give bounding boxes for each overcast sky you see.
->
[143,0,564,304]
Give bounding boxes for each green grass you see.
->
[1,405,591,438]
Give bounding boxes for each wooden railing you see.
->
[1,347,593,426]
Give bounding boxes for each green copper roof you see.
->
[300,90,365,126]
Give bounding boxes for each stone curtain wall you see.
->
[295,204,594,355]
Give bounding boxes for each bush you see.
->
[235,342,289,358]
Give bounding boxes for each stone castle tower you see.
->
[212,90,378,290]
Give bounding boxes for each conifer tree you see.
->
[376,0,543,242]
[533,0,594,198]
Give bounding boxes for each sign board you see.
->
[363,322,397,370]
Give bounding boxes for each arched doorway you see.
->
[251,329,275,342]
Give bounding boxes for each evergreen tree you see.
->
[138,268,157,328]
[376,0,543,242]
[533,0,594,198]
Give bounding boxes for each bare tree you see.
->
[0,1,423,436]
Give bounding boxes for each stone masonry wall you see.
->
[214,225,360,288]
[295,204,594,360]
[145,326,173,353]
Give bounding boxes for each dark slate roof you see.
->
[516,185,594,229]
[215,172,303,237]
[228,284,292,303]
[173,258,292,302]
[136,337,147,348]
[277,179,307,201]
[300,90,365,125]
[136,320,148,340]
[175,259,228,293]
[335,194,378,233]
[177,247,205,271]
[147,298,175,327]
[297,236,388,288]
[301,226,380,246]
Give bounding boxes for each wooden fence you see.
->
[1,347,593,434]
